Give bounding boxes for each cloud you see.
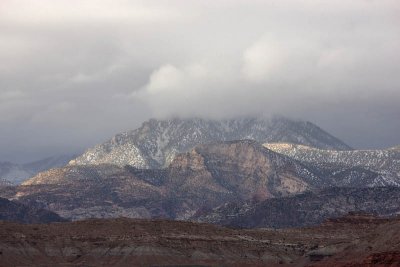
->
[0,0,184,25]
[0,0,399,162]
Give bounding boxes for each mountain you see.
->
[162,140,320,219]
[69,117,351,169]
[8,140,399,221]
[22,154,76,174]
[0,197,66,224]
[264,143,400,186]
[1,214,400,266]
[8,140,322,220]
[0,162,33,185]
[194,187,400,228]
[0,154,75,185]
[0,178,13,187]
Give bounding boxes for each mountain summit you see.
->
[70,117,351,168]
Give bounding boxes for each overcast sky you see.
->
[0,0,399,162]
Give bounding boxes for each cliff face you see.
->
[168,140,312,201]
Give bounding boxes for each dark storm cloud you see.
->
[0,0,399,162]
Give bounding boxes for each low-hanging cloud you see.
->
[0,0,399,162]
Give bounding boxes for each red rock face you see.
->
[168,140,312,200]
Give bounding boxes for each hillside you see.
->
[0,197,66,224]
[0,155,75,185]
[194,187,400,228]
[1,214,400,266]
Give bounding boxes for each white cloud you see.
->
[0,90,26,102]
[0,0,400,161]
[145,64,184,94]
[0,0,185,25]
[241,39,288,82]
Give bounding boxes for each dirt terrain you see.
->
[0,213,399,266]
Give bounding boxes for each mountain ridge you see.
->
[69,117,351,169]
[13,140,322,220]
[0,197,67,224]
[9,140,396,221]
[0,154,75,185]
[264,142,400,186]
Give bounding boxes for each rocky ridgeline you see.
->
[0,155,75,185]
[69,117,351,169]
[265,143,400,186]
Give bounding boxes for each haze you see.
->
[0,0,399,162]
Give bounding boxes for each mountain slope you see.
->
[19,164,167,220]
[70,117,351,168]
[0,155,75,185]
[9,140,400,221]
[0,197,66,223]
[194,187,400,228]
[9,141,321,220]
[264,143,400,186]
[164,140,319,218]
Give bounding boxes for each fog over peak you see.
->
[0,0,399,162]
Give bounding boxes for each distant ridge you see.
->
[0,197,66,224]
[194,187,400,228]
[264,143,400,186]
[70,116,351,168]
[0,154,75,185]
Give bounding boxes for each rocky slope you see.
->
[0,214,400,266]
[264,143,400,187]
[0,197,66,224]
[70,117,351,168]
[17,164,167,220]
[194,187,400,228]
[5,141,321,220]
[0,154,75,185]
[6,140,400,221]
